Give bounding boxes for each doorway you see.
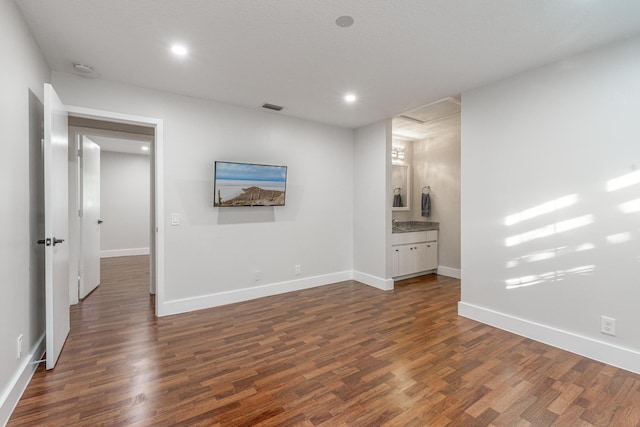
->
[65,110,164,315]
[69,123,154,305]
[391,97,462,280]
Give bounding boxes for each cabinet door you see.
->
[398,245,414,276]
[414,243,431,272]
[392,246,400,277]
[392,240,438,278]
[425,241,438,271]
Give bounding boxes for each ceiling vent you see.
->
[398,115,425,124]
[399,97,460,124]
[262,103,284,111]
[393,97,461,140]
[73,63,94,74]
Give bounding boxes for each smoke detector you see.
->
[73,63,94,74]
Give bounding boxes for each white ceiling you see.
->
[16,0,640,129]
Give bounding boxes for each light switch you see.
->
[171,213,181,226]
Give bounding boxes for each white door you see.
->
[80,136,101,298]
[43,83,70,370]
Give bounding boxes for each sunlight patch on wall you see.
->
[505,264,595,289]
[576,243,595,252]
[607,170,640,192]
[505,214,593,247]
[606,232,631,244]
[505,243,595,269]
[619,198,640,214]
[505,194,578,226]
[506,249,561,268]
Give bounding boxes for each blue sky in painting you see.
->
[216,162,287,182]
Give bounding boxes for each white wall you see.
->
[413,125,461,272]
[353,120,394,290]
[52,72,355,314]
[100,151,150,257]
[0,1,50,423]
[459,36,640,373]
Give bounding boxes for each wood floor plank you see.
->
[8,255,640,426]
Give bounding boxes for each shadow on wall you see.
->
[28,89,46,337]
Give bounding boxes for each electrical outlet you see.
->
[171,213,181,226]
[255,270,262,281]
[295,264,301,275]
[17,334,23,359]
[601,316,616,336]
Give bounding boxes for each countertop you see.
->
[392,221,439,233]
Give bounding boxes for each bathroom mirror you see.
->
[392,164,410,211]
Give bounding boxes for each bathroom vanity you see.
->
[391,222,438,279]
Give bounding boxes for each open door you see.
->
[80,136,101,298]
[43,84,70,370]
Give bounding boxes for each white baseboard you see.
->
[352,271,394,291]
[101,247,149,258]
[0,334,45,426]
[458,302,640,375]
[437,265,461,279]
[160,271,354,316]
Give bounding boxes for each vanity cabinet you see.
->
[392,230,438,278]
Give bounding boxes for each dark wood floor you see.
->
[9,256,640,426]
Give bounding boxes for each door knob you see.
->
[97,219,104,224]
[52,237,65,246]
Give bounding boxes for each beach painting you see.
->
[214,161,287,207]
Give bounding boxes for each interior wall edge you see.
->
[353,271,394,291]
[436,266,461,279]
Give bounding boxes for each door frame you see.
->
[66,105,164,315]
[68,126,154,304]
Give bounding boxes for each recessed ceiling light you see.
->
[335,15,354,28]
[344,93,357,103]
[141,146,149,151]
[171,44,188,56]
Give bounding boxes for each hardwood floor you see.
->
[9,256,640,426]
